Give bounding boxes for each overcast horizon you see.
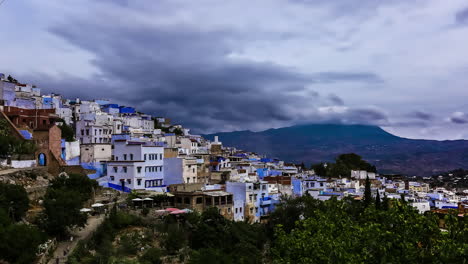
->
[1,0,468,139]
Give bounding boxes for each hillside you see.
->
[204,124,468,176]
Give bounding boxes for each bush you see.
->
[140,248,163,264]
[0,182,29,221]
[0,223,46,264]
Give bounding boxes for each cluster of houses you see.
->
[0,73,467,222]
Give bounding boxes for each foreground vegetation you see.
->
[67,193,467,264]
[0,173,97,264]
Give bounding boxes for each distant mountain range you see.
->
[204,124,468,177]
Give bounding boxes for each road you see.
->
[47,215,105,264]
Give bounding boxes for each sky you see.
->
[1,0,468,139]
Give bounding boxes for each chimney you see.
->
[214,136,219,143]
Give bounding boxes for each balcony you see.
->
[260,197,272,206]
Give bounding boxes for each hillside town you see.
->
[1,73,467,224]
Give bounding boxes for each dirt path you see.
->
[0,167,33,175]
[47,215,105,264]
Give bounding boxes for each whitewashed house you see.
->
[107,140,164,191]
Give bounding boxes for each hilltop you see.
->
[205,124,468,176]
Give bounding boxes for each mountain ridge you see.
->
[204,124,468,176]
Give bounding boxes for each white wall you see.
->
[11,159,36,168]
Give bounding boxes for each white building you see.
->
[107,140,164,191]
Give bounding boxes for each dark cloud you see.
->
[448,112,468,124]
[328,94,345,105]
[450,117,468,124]
[456,7,468,25]
[33,2,383,133]
[409,111,433,121]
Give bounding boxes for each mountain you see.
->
[204,124,468,176]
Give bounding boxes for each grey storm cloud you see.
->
[409,111,433,121]
[31,5,384,133]
[328,94,345,105]
[456,7,468,25]
[449,112,468,124]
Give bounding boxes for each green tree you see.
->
[140,248,163,264]
[272,197,464,264]
[311,163,327,177]
[375,190,381,210]
[363,176,373,207]
[0,223,46,264]
[0,182,30,221]
[58,121,75,142]
[42,189,87,237]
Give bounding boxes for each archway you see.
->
[38,153,47,166]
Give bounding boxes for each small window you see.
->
[110,176,115,181]
[184,197,190,204]
[102,148,105,151]
[137,179,141,185]
[113,167,118,173]
[127,179,131,184]
[123,167,127,173]
[196,197,203,204]
[123,154,127,160]
[137,167,142,173]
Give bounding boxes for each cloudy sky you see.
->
[1,0,468,139]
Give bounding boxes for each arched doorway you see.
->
[38,153,47,166]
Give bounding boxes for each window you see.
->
[123,154,127,160]
[130,154,133,160]
[81,129,84,135]
[137,179,141,185]
[160,154,162,160]
[240,207,242,213]
[228,208,231,213]
[235,208,238,214]
[94,129,97,135]
[196,197,203,204]
[123,167,127,173]
[137,167,142,173]
[205,197,212,205]
[184,197,190,204]
[86,129,89,135]
[127,179,131,184]
[255,207,258,213]
[110,176,115,181]
[193,168,195,173]
[250,208,253,213]
[144,154,147,160]
[113,167,118,173]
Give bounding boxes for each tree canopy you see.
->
[0,182,30,221]
[312,153,377,177]
[41,173,97,237]
[271,196,468,264]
